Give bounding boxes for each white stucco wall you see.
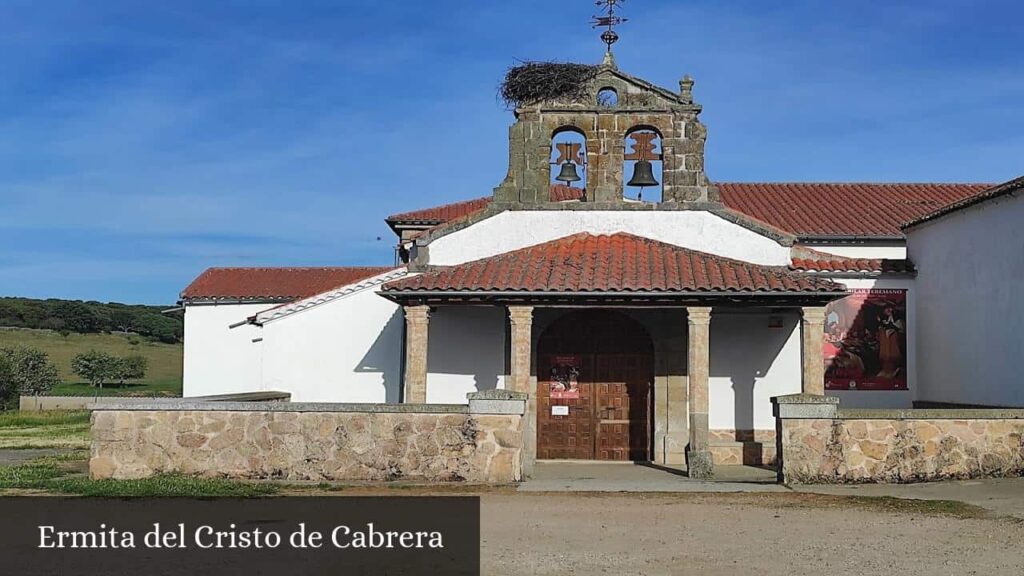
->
[425,211,792,266]
[809,244,907,259]
[259,285,404,403]
[183,303,267,397]
[908,193,1024,407]
[709,311,803,430]
[426,306,507,404]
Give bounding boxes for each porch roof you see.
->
[381,233,847,305]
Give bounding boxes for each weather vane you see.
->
[592,0,627,53]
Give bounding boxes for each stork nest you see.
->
[499,61,600,108]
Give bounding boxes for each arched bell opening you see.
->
[597,87,619,107]
[623,126,663,203]
[550,127,587,202]
[536,310,654,461]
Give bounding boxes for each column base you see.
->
[686,450,714,480]
[662,432,690,466]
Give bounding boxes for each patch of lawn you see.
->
[0,410,90,428]
[730,492,991,519]
[0,456,278,498]
[0,410,91,449]
[47,475,280,498]
[50,377,182,398]
[0,461,66,486]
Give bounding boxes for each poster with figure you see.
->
[824,289,908,391]
[549,355,582,399]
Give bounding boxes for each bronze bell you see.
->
[627,160,659,188]
[555,161,582,184]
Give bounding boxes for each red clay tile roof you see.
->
[382,233,844,295]
[386,197,491,225]
[181,267,396,302]
[789,247,914,274]
[902,175,1024,229]
[385,183,992,239]
[717,182,991,238]
[790,257,914,274]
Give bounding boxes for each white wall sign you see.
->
[551,406,570,416]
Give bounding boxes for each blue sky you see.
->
[0,0,1021,304]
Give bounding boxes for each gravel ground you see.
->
[481,493,1024,576]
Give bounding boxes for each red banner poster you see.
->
[824,288,908,391]
[548,355,582,399]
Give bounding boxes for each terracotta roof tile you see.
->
[386,197,490,225]
[385,183,993,239]
[902,175,1024,229]
[383,233,844,294]
[790,258,914,274]
[717,182,991,238]
[181,267,396,302]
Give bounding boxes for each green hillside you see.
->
[0,328,182,397]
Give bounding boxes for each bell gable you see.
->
[494,60,717,207]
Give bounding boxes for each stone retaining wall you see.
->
[90,391,526,484]
[774,395,1024,484]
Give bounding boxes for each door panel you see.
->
[538,352,651,461]
[537,355,594,460]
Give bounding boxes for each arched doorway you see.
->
[536,310,654,461]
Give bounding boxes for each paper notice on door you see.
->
[551,405,570,416]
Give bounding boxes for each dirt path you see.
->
[481,493,1024,576]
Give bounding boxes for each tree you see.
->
[0,354,14,409]
[111,310,135,334]
[114,354,148,385]
[0,346,60,400]
[71,350,118,388]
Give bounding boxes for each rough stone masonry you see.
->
[774,395,1024,484]
[90,392,527,484]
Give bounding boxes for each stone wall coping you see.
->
[771,394,840,405]
[189,391,292,402]
[467,390,527,416]
[837,408,1024,420]
[772,394,839,419]
[91,401,470,414]
[467,390,528,401]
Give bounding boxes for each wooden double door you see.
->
[537,352,653,461]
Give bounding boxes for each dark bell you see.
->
[627,160,659,188]
[555,161,582,184]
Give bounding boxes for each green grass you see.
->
[0,410,90,449]
[0,327,182,397]
[46,475,280,497]
[0,454,278,497]
[49,378,182,397]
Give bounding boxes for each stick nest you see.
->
[499,61,600,108]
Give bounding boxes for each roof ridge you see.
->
[903,174,1024,229]
[386,196,491,222]
[422,232,808,277]
[716,181,992,187]
[202,265,395,272]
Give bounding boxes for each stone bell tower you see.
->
[493,55,719,207]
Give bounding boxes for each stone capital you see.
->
[404,305,430,322]
[508,305,534,325]
[801,306,827,325]
[686,307,712,325]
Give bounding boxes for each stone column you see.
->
[507,306,534,394]
[403,305,430,404]
[800,307,827,396]
[507,306,536,477]
[686,307,713,479]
